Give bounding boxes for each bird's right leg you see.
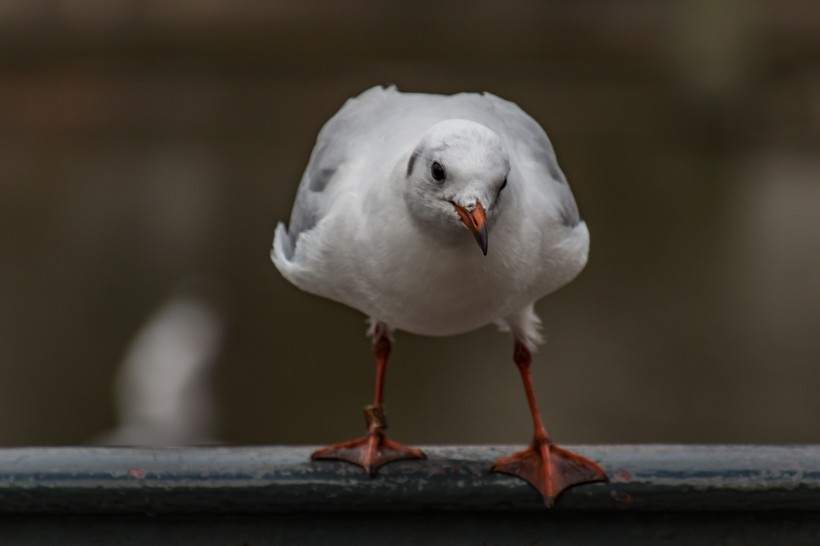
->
[311,322,425,475]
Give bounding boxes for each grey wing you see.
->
[275,142,343,260]
[276,86,398,260]
[475,93,582,228]
[280,136,346,259]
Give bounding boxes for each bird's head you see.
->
[403,119,510,255]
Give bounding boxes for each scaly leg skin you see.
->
[492,340,608,507]
[311,323,425,475]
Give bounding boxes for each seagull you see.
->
[271,85,607,506]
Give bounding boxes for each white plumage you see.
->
[272,85,588,350]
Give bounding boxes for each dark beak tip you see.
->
[475,227,489,256]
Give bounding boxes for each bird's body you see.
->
[273,86,588,345]
[271,86,607,507]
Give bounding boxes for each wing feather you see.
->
[275,86,399,260]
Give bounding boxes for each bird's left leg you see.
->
[492,339,608,507]
[311,322,425,475]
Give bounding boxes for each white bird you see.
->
[271,86,606,506]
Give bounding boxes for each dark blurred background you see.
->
[1,1,818,447]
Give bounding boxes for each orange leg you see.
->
[492,340,608,507]
[312,323,425,475]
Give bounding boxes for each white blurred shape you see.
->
[97,290,225,445]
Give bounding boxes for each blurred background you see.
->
[1,0,818,447]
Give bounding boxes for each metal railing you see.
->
[1,445,818,544]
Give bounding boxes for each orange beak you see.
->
[452,202,489,256]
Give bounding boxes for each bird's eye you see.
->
[500,177,508,191]
[431,161,445,181]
